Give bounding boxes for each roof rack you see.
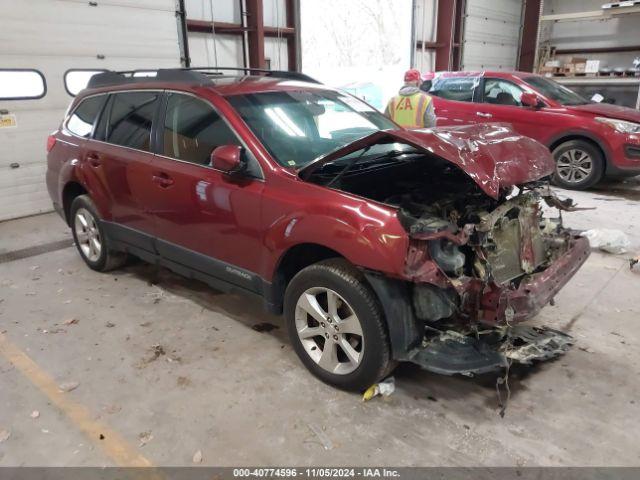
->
[86,67,320,89]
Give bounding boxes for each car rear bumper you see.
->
[480,235,591,324]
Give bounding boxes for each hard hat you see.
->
[404,69,422,83]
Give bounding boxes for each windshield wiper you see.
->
[325,149,408,188]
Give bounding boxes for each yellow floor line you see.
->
[0,332,153,467]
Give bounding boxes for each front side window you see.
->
[523,76,589,106]
[162,93,240,166]
[66,95,106,138]
[226,90,395,168]
[101,92,160,151]
[482,79,524,106]
[429,77,479,102]
[0,69,46,100]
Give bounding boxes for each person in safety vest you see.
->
[384,69,436,128]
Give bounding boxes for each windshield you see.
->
[226,90,396,167]
[524,76,590,106]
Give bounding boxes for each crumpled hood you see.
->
[299,124,555,199]
[568,103,640,123]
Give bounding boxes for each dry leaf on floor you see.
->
[192,450,203,464]
[62,318,79,325]
[58,381,79,392]
[138,431,153,447]
[0,429,10,442]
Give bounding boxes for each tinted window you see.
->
[103,92,160,151]
[162,93,240,166]
[0,69,46,100]
[66,95,106,138]
[429,77,478,102]
[482,79,524,106]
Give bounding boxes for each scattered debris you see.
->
[102,404,121,414]
[578,346,594,354]
[58,381,80,393]
[580,229,631,254]
[0,429,10,443]
[177,376,191,387]
[630,256,639,271]
[151,344,165,359]
[41,429,49,434]
[192,450,203,464]
[62,318,79,326]
[105,321,115,328]
[30,266,40,271]
[99,434,105,440]
[138,431,153,447]
[30,410,40,419]
[362,376,395,402]
[307,423,334,450]
[41,327,65,334]
[139,321,152,327]
[252,322,278,332]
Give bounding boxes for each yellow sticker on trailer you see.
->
[0,114,17,128]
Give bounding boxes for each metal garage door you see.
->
[0,0,181,221]
[461,0,524,71]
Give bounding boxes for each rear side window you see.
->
[162,93,241,166]
[101,92,160,151]
[66,95,106,138]
[0,69,46,100]
[429,77,478,102]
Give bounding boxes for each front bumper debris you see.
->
[407,325,573,376]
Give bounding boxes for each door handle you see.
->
[476,112,493,118]
[152,172,174,188]
[86,153,101,167]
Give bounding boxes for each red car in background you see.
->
[426,71,640,190]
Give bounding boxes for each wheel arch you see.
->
[547,131,610,168]
[62,181,88,226]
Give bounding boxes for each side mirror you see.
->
[210,145,246,174]
[521,92,543,109]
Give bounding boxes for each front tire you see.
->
[70,195,126,272]
[284,259,393,391]
[551,139,604,190]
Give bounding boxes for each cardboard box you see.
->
[574,63,587,74]
[545,60,561,67]
[585,60,601,73]
[566,57,587,64]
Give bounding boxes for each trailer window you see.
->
[0,69,46,100]
[64,70,107,96]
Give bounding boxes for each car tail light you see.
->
[46,134,56,152]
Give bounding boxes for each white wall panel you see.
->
[185,0,240,23]
[188,33,245,67]
[265,37,289,70]
[461,0,523,71]
[263,0,287,28]
[0,0,181,221]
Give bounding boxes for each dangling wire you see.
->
[275,0,282,69]
[209,0,219,67]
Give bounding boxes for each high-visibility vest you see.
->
[389,92,431,128]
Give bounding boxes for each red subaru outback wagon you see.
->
[47,68,589,391]
[428,71,640,190]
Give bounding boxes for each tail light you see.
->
[46,134,57,152]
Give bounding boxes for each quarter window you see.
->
[66,95,106,138]
[429,77,478,102]
[482,79,524,106]
[162,93,241,166]
[0,69,46,100]
[102,92,160,151]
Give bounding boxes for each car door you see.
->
[474,78,549,141]
[429,76,481,126]
[85,91,161,253]
[143,91,265,292]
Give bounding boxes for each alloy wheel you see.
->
[74,207,102,262]
[556,148,593,184]
[294,287,364,375]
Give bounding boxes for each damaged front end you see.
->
[303,126,591,376]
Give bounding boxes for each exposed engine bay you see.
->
[309,149,590,375]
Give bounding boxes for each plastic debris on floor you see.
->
[362,376,395,401]
[580,229,631,254]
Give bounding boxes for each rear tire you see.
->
[551,139,604,190]
[284,258,393,391]
[70,195,127,272]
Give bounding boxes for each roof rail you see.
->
[86,67,320,90]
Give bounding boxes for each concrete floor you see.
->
[0,180,638,467]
